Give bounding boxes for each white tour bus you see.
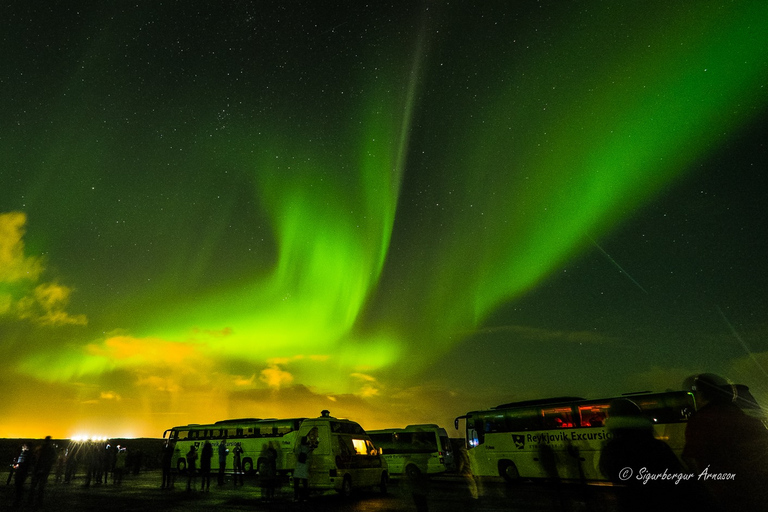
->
[164,411,388,496]
[164,417,304,475]
[454,391,697,482]
[368,424,455,477]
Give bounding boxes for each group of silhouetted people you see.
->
[8,436,58,506]
[6,437,140,507]
[161,438,277,498]
[599,373,768,512]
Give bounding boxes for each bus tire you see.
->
[405,464,421,479]
[340,474,353,497]
[177,459,186,473]
[380,472,388,494]
[242,458,254,475]
[499,460,520,483]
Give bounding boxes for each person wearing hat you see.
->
[682,373,768,511]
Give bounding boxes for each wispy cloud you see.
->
[0,212,86,326]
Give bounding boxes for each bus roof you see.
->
[370,424,446,434]
[485,390,698,413]
[492,396,585,409]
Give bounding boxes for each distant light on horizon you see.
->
[71,434,119,442]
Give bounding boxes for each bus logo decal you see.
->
[512,435,525,450]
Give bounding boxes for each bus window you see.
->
[390,432,438,453]
[351,438,368,455]
[503,407,542,431]
[483,414,507,433]
[541,406,574,428]
[470,418,485,446]
[634,392,695,423]
[577,403,609,427]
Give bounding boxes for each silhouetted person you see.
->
[7,444,26,485]
[54,446,66,483]
[113,446,127,485]
[200,441,213,492]
[64,443,78,483]
[259,442,278,501]
[83,441,98,487]
[232,442,244,487]
[682,373,768,511]
[161,440,175,489]
[600,398,686,512]
[131,447,142,475]
[102,443,115,484]
[12,444,30,505]
[29,436,57,506]
[185,445,198,491]
[293,428,317,501]
[217,439,228,486]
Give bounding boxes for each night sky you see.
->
[2,1,767,439]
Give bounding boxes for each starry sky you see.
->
[1,1,767,439]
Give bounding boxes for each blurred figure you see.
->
[185,445,198,491]
[83,441,97,487]
[200,440,213,492]
[160,440,175,490]
[259,442,278,501]
[682,373,768,511]
[217,439,228,486]
[232,442,244,487]
[599,399,686,512]
[64,443,78,483]
[29,436,57,506]
[455,443,478,502]
[130,447,143,475]
[7,444,26,485]
[293,429,316,501]
[102,442,115,484]
[12,444,30,505]
[54,446,66,483]
[113,446,127,485]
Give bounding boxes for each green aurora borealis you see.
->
[2,1,768,437]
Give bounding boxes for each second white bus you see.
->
[368,424,455,477]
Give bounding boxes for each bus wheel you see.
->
[405,464,421,479]
[177,459,187,473]
[340,474,353,497]
[242,458,254,475]
[379,472,388,494]
[499,460,520,483]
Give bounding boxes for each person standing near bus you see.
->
[185,445,198,492]
[160,440,175,490]
[259,442,278,502]
[232,442,244,487]
[217,439,228,486]
[599,399,686,511]
[200,441,213,492]
[293,427,317,502]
